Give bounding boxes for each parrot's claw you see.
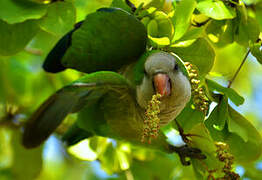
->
[169,145,207,166]
[172,119,206,166]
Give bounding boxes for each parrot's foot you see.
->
[169,145,206,166]
[172,119,206,165]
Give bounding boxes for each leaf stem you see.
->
[227,49,250,88]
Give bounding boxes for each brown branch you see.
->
[227,49,250,88]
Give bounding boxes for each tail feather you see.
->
[22,92,79,148]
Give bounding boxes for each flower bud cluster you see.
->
[184,62,209,114]
[215,142,240,180]
[141,93,162,144]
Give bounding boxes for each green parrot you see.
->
[22,7,206,165]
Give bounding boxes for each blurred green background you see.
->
[0,0,262,179]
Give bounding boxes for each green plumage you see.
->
[61,8,147,73]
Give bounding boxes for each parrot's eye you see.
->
[174,64,179,71]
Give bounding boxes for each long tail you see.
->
[22,91,83,148]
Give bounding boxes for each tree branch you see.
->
[227,49,250,88]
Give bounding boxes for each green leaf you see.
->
[11,131,43,180]
[226,132,262,163]
[0,128,12,169]
[206,105,262,162]
[147,19,159,37]
[250,42,262,64]
[205,103,229,142]
[256,3,262,30]
[153,11,174,39]
[99,143,121,174]
[189,123,217,153]
[110,0,133,13]
[206,79,244,106]
[172,0,196,41]
[206,20,234,47]
[148,36,170,47]
[130,152,182,180]
[168,38,215,77]
[39,1,76,36]
[0,0,47,24]
[235,16,260,47]
[143,0,166,9]
[196,0,236,20]
[175,102,205,133]
[190,124,224,173]
[228,106,257,142]
[177,26,205,42]
[213,96,229,130]
[0,19,39,56]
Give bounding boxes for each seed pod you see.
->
[141,93,162,143]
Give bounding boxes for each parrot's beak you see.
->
[153,73,171,96]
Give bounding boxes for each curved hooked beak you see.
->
[153,73,171,97]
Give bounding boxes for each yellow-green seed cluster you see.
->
[215,142,240,180]
[184,62,209,114]
[141,93,162,143]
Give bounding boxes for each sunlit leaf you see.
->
[148,36,170,47]
[250,42,262,64]
[190,124,224,174]
[205,106,262,162]
[147,19,159,37]
[110,0,132,13]
[206,79,244,106]
[99,143,121,174]
[175,102,205,133]
[189,123,216,153]
[208,95,228,131]
[235,16,260,47]
[177,26,205,42]
[197,0,236,20]
[172,0,196,41]
[256,3,262,30]
[206,20,234,47]
[39,1,76,36]
[0,0,47,24]
[168,38,215,77]
[228,106,260,143]
[0,19,39,56]
[11,131,43,180]
[153,11,174,38]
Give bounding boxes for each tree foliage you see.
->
[0,0,262,179]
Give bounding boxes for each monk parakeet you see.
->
[22,7,206,165]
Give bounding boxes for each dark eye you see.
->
[174,64,179,71]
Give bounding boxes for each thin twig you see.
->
[24,47,43,56]
[227,49,251,88]
[125,0,137,12]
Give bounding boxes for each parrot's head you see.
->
[136,51,191,125]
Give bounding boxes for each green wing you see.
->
[61,8,147,73]
[22,71,134,148]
